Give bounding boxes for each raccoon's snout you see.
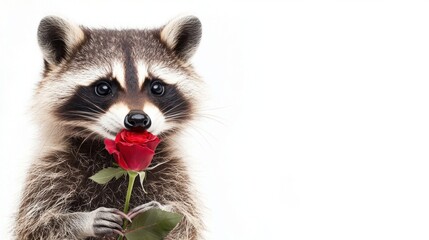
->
[124,110,151,131]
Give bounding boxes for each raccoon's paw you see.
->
[127,201,172,219]
[82,207,131,238]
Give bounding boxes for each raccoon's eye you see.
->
[95,81,112,96]
[150,81,165,95]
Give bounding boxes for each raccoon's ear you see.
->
[37,16,85,65]
[160,16,202,61]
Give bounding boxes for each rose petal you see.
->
[113,151,129,170]
[115,129,126,144]
[116,142,134,147]
[117,142,155,171]
[104,139,117,154]
[123,131,148,144]
[145,137,161,150]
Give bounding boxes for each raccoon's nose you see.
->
[124,110,151,131]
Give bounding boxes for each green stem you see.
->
[124,172,137,214]
[118,171,137,240]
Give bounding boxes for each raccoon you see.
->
[14,16,204,239]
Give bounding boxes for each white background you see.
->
[1,0,429,239]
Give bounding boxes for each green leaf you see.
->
[125,209,183,240]
[114,169,127,180]
[138,171,147,193]
[89,167,126,184]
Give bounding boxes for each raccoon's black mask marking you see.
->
[144,78,192,123]
[57,76,191,126]
[57,78,121,122]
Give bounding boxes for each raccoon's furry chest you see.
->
[51,137,177,213]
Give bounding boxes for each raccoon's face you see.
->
[34,16,202,139]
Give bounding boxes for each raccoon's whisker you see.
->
[160,100,189,116]
[167,122,212,147]
[66,113,100,120]
[161,119,216,148]
[102,123,121,136]
[67,110,101,115]
[196,113,226,126]
[96,123,117,139]
[76,93,105,111]
[68,129,93,139]
[65,113,121,139]
[163,110,194,119]
[103,114,123,133]
[194,105,229,112]
[152,156,175,163]
[69,105,123,134]
[88,131,105,158]
[164,113,191,119]
[183,125,216,147]
[164,115,192,122]
[64,114,100,122]
[62,121,95,130]
[153,150,175,159]
[163,110,203,119]
[103,111,123,128]
[69,110,123,130]
[71,129,95,140]
[158,130,190,149]
[160,103,185,115]
[76,131,97,154]
[76,93,107,114]
[67,110,104,116]
[62,128,96,146]
[147,160,169,170]
[167,112,226,126]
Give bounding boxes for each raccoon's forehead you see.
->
[59,29,195,86]
[77,30,172,63]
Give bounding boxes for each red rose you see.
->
[104,130,160,171]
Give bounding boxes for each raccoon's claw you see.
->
[127,201,168,219]
[113,209,132,223]
[89,207,128,238]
